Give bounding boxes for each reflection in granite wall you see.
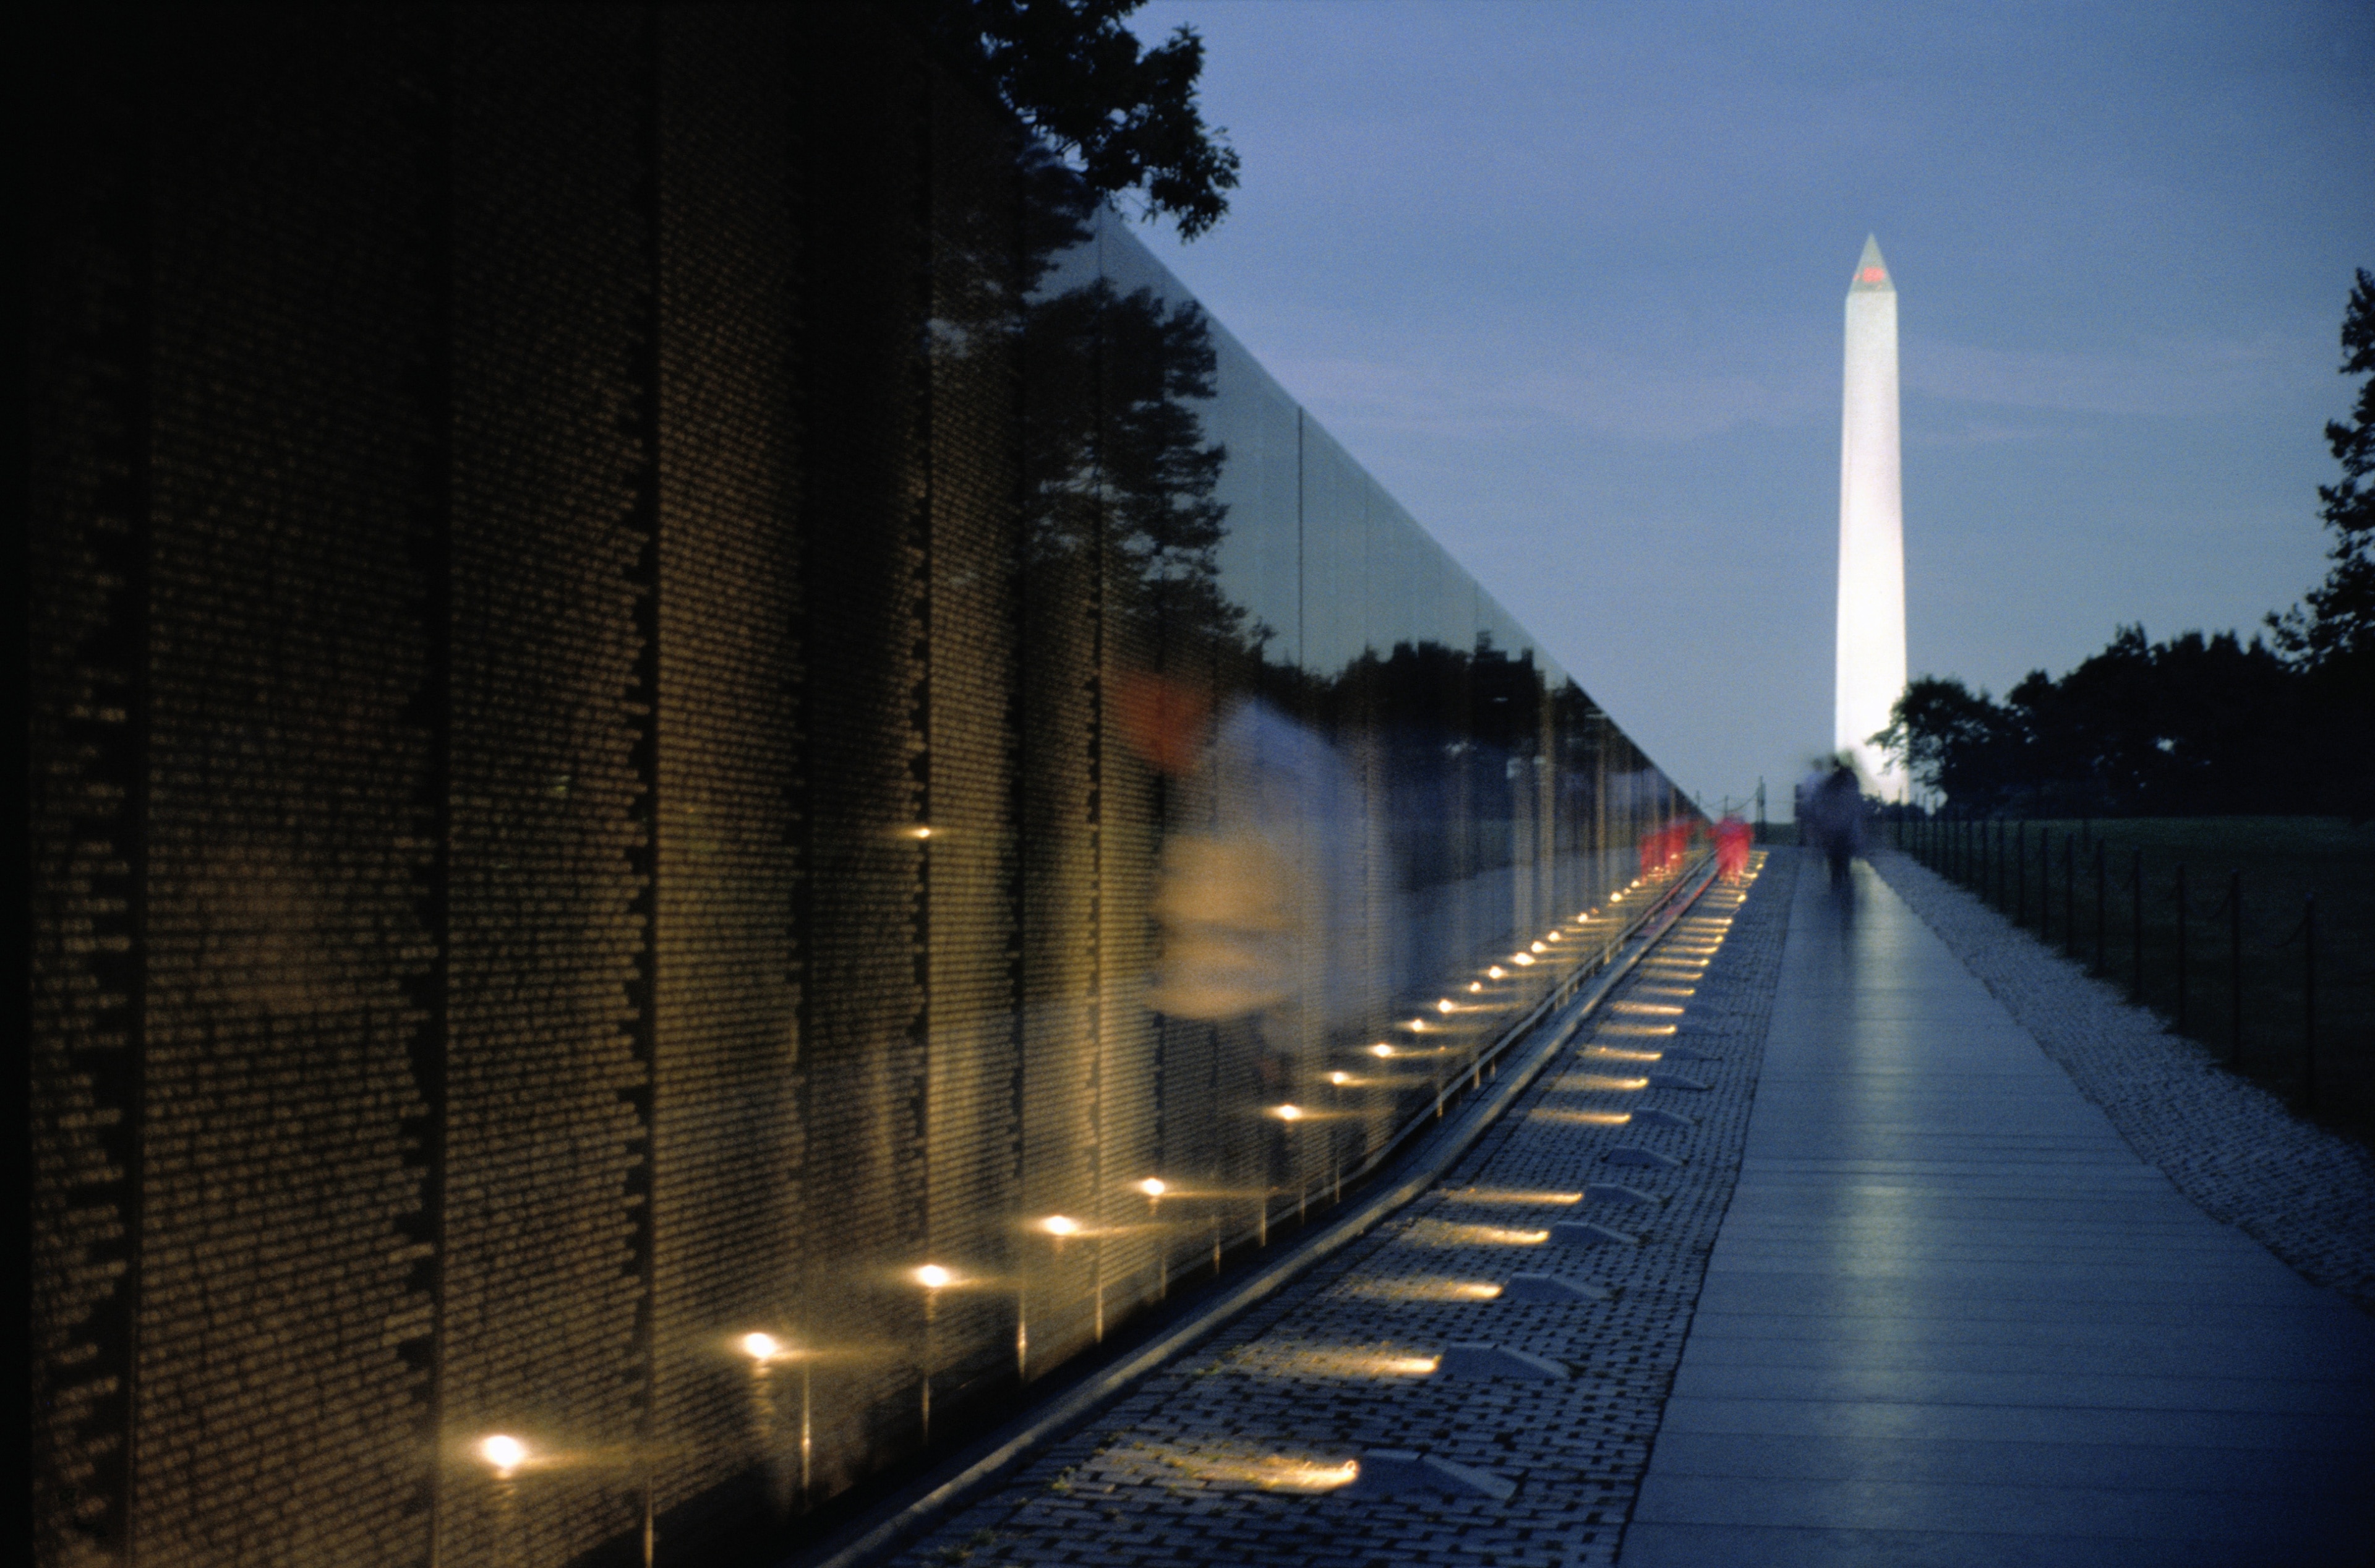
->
[27,7,1695,1566]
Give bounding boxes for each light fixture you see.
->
[1275,1103,1305,1121]
[738,1332,782,1362]
[1040,1215,1080,1237]
[1370,1043,1395,1058]
[477,1434,528,1476]
[915,1264,952,1289]
[1137,1178,1167,1197]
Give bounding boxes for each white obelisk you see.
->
[1836,235,1907,802]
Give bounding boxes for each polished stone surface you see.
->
[1620,856,2375,1568]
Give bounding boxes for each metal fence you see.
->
[1892,816,2347,1118]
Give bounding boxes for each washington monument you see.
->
[1837,234,1908,802]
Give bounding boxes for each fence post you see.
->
[2094,840,2107,974]
[2175,863,2188,1033]
[2037,828,2048,941]
[2130,849,2144,1002]
[2064,834,2076,958]
[2016,821,2026,925]
[2228,868,2243,1068]
[2303,892,2317,1112]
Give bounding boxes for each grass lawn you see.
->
[1893,816,2375,1142]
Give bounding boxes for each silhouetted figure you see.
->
[1802,763,1867,893]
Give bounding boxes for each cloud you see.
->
[1904,330,2304,417]
[1267,333,1831,447]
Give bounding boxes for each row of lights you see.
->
[473,1325,812,1480]
[466,863,1717,1484]
[1103,867,1730,1493]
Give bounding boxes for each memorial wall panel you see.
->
[444,10,657,1562]
[135,14,444,1559]
[30,17,151,1561]
[920,67,1028,1410]
[650,6,807,1547]
[27,9,1700,1566]
[792,2,938,1500]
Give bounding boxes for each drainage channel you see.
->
[797,852,1791,1568]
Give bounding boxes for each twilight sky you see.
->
[1123,0,2375,815]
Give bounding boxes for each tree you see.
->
[2269,268,2375,670]
[1875,630,2314,816]
[2267,267,2375,817]
[917,0,1241,239]
[1872,676,2022,812]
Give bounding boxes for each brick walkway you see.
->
[893,850,1795,1568]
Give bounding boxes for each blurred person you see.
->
[1801,758,1867,893]
[1714,813,1751,881]
[1117,671,1359,1065]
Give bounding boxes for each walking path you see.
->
[1619,858,2375,1567]
[883,850,2373,1568]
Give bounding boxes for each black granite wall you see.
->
[27,7,1694,1565]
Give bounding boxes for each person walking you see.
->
[1801,760,1867,893]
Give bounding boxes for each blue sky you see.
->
[1123,0,2375,813]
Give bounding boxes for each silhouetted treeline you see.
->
[1888,268,2375,821]
[1879,625,2364,818]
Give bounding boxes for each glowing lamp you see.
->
[1040,1215,1080,1236]
[1369,1043,1395,1058]
[738,1332,782,1362]
[1137,1178,1167,1197]
[915,1265,952,1290]
[1275,1103,1305,1122]
[477,1434,528,1475]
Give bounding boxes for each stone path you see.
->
[892,854,1794,1568]
[1619,857,2375,1568]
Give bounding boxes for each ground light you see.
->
[914,1265,951,1440]
[738,1332,812,1505]
[477,1434,528,1477]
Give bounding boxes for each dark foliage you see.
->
[1888,272,2375,820]
[914,0,1240,238]
[1874,627,2335,816]
[2270,267,2375,673]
